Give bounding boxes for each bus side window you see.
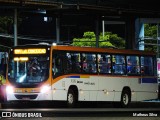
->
[73,55,81,73]
[127,56,140,75]
[112,55,125,74]
[52,60,57,76]
[65,52,81,73]
[98,54,111,74]
[52,53,63,76]
[82,53,97,73]
[82,57,87,72]
[141,56,153,76]
[56,57,62,74]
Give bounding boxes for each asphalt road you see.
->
[0,101,160,119]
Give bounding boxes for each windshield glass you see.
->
[8,55,50,87]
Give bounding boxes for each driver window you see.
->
[52,53,63,77]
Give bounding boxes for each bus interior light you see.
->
[14,57,29,61]
[52,43,57,46]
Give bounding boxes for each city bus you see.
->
[5,43,158,107]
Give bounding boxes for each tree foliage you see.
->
[72,31,125,48]
[144,24,157,52]
[144,24,157,37]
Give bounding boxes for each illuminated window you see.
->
[98,54,111,74]
[127,56,140,75]
[14,57,29,61]
[112,55,125,74]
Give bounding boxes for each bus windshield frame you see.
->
[7,47,50,88]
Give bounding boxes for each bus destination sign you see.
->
[14,49,46,54]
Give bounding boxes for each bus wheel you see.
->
[120,90,131,107]
[67,89,76,108]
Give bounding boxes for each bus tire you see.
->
[120,89,131,107]
[67,89,77,108]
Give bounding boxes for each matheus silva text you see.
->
[133,113,158,117]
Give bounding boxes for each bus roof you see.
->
[52,45,156,56]
[11,44,156,56]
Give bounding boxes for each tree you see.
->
[72,31,125,48]
[144,24,157,38]
[144,24,157,52]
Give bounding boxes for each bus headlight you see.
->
[40,85,50,93]
[6,86,14,94]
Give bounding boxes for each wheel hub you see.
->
[123,93,129,105]
[68,93,74,104]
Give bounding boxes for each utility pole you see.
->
[96,16,99,48]
[14,8,18,46]
[56,16,60,43]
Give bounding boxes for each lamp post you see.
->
[14,8,18,46]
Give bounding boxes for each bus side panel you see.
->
[136,84,158,101]
[52,90,68,101]
[51,77,91,101]
[52,76,99,101]
[65,76,98,101]
[83,76,98,101]
[97,77,130,101]
[127,78,138,101]
[129,78,158,101]
[52,78,68,101]
[113,77,131,102]
[51,76,158,102]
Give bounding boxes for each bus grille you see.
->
[14,95,38,100]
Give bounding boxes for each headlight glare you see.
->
[6,86,14,94]
[40,85,50,93]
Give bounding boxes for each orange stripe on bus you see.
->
[52,74,157,84]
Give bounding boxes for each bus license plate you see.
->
[22,97,30,100]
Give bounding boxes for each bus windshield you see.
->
[8,55,50,87]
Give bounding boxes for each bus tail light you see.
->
[6,86,14,94]
[40,85,50,93]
